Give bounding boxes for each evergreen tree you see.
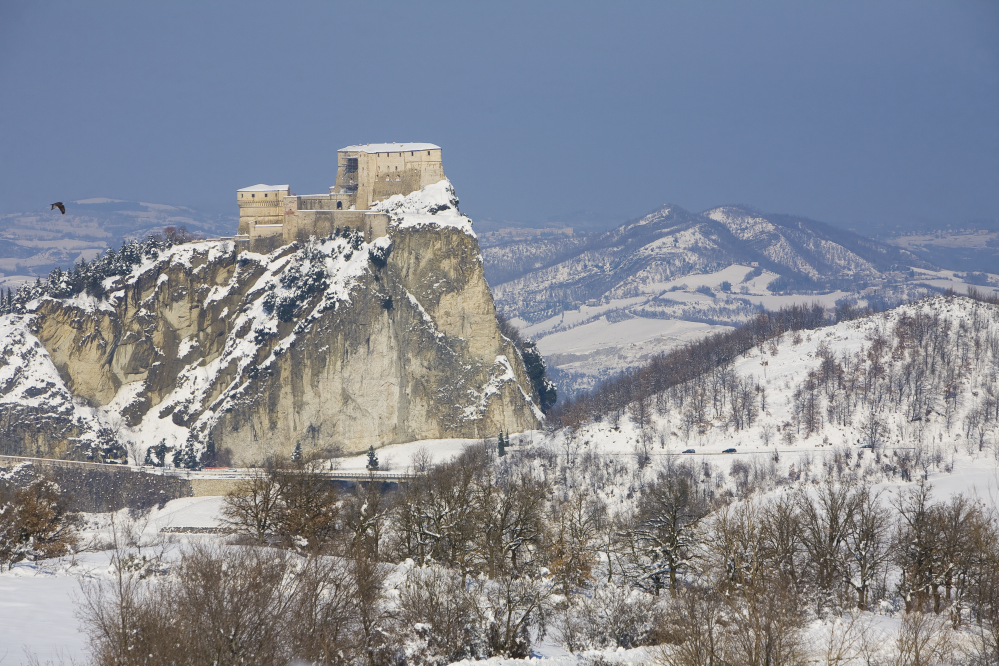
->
[498,430,507,457]
[520,341,557,413]
[172,438,200,470]
[144,440,170,467]
[200,436,217,467]
[366,445,379,471]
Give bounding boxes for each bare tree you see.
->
[797,478,862,607]
[220,470,281,542]
[0,466,80,570]
[220,459,339,552]
[890,612,954,666]
[842,485,893,610]
[655,585,731,666]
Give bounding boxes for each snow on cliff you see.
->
[373,179,475,237]
[0,181,538,464]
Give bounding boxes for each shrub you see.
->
[0,464,80,570]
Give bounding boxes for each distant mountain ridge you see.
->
[482,204,987,399]
[0,199,234,280]
[485,203,929,325]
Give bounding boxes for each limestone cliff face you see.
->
[0,181,542,464]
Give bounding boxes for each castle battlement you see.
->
[236,143,444,251]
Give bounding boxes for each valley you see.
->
[484,205,999,397]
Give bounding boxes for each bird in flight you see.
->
[50,202,66,214]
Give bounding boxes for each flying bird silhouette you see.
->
[50,202,65,214]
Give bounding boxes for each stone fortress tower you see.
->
[236,143,444,250]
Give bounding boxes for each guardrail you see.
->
[162,467,416,483]
[0,454,140,472]
[0,455,414,483]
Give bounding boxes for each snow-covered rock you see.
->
[0,184,542,464]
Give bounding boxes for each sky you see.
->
[0,1,997,233]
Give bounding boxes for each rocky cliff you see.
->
[0,181,542,465]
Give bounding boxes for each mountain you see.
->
[887,226,999,275]
[0,198,235,283]
[0,183,542,465]
[483,205,997,398]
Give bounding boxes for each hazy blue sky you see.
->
[1,1,996,232]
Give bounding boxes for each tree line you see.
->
[65,440,999,665]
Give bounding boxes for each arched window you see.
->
[337,201,343,210]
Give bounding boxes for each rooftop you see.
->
[238,184,290,192]
[338,143,440,154]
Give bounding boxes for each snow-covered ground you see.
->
[5,295,999,664]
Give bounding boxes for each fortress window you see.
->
[427,151,430,155]
[264,193,268,197]
[251,193,255,198]
[337,201,342,210]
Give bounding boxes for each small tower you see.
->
[236,184,290,235]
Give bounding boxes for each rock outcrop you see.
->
[0,181,542,465]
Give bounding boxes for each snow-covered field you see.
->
[0,498,226,665]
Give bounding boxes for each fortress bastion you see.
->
[236,142,444,250]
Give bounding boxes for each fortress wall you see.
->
[238,214,284,235]
[283,210,380,244]
[363,213,390,242]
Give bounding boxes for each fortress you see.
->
[236,142,445,249]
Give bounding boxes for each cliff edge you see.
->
[0,181,542,465]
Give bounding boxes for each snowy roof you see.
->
[338,143,440,154]
[237,184,290,192]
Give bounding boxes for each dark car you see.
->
[682,448,696,454]
[722,448,737,453]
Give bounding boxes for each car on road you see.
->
[682,449,696,454]
[722,448,737,453]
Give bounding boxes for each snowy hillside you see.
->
[484,205,999,397]
[552,294,999,481]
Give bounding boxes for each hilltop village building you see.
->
[236,142,444,249]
